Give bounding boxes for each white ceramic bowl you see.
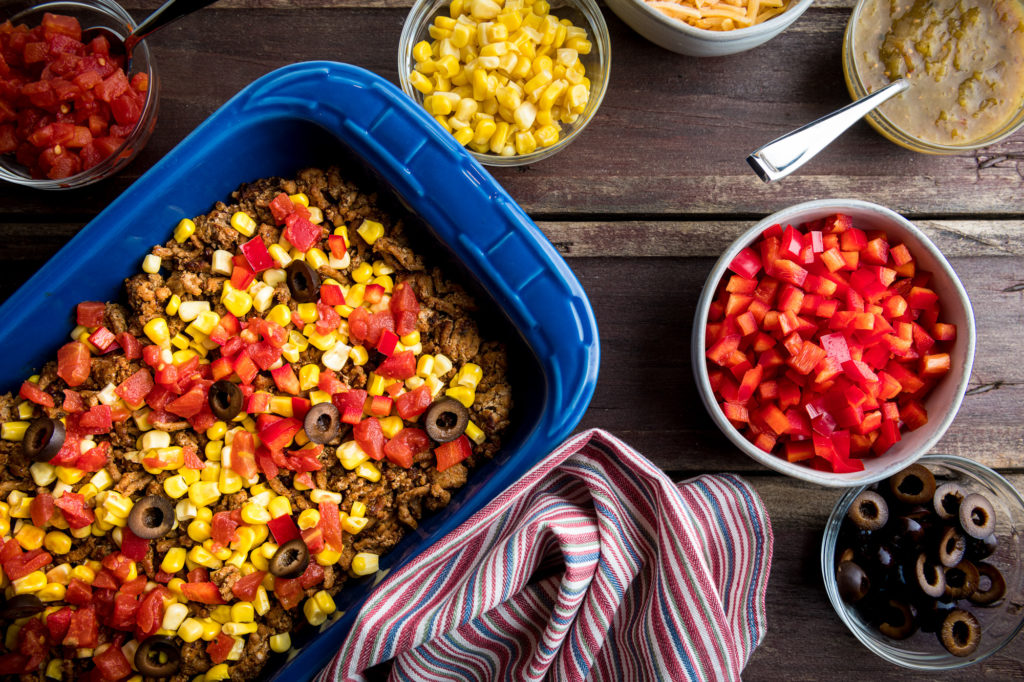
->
[605,0,813,56]
[691,199,977,487]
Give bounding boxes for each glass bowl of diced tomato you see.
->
[0,0,158,189]
[692,199,976,487]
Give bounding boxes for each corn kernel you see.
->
[43,531,71,555]
[296,508,321,530]
[342,515,369,535]
[28,461,56,487]
[37,582,66,602]
[188,546,222,570]
[446,386,475,408]
[303,598,327,626]
[189,481,221,507]
[350,553,379,576]
[349,501,366,518]
[210,605,232,624]
[187,520,212,543]
[230,211,257,237]
[268,243,292,267]
[206,664,230,681]
[71,565,95,584]
[269,632,291,653]
[177,617,204,643]
[158,547,186,574]
[355,461,381,483]
[240,503,271,525]
[345,345,368,368]
[465,419,486,444]
[267,496,293,520]
[16,525,45,551]
[13,570,47,594]
[142,253,162,274]
[316,548,343,566]
[172,217,197,243]
[218,467,244,495]
[1,421,29,441]
[143,317,170,346]
[379,416,404,439]
[357,219,384,245]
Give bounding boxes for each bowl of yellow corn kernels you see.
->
[398,0,610,165]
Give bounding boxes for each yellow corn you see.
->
[289,192,309,207]
[13,570,47,594]
[218,467,244,495]
[342,515,368,535]
[143,317,170,346]
[173,217,197,243]
[162,602,189,632]
[296,302,318,324]
[303,597,327,626]
[355,461,381,483]
[266,304,292,329]
[379,416,404,439]
[206,664,231,681]
[160,547,187,574]
[230,211,257,237]
[161,474,188,499]
[220,282,253,318]
[268,243,292,267]
[210,605,232,624]
[177,617,204,643]
[28,461,55,487]
[294,364,320,392]
[187,520,212,543]
[357,219,384,245]
[269,632,291,653]
[188,546,222,570]
[1,421,29,441]
[37,582,66,602]
[350,501,367,518]
[316,548,342,566]
[104,491,133,518]
[16,401,35,419]
[367,372,387,397]
[253,585,271,616]
[70,565,95,584]
[240,503,271,526]
[45,659,62,679]
[349,263,372,285]
[228,602,255,624]
[46,563,71,585]
[456,363,483,389]
[336,441,369,470]
[142,253,162,274]
[350,553,379,576]
[465,420,486,444]
[10,496,33,518]
[297,509,321,530]
[15,525,45,550]
[43,531,71,555]
[349,345,369,367]
[446,386,475,408]
[268,496,292,519]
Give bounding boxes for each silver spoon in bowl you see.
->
[747,78,909,183]
[84,0,222,71]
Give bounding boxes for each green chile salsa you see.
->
[853,0,1024,145]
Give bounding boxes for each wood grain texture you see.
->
[738,474,1024,679]
[0,7,1021,217]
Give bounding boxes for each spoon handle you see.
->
[124,0,223,53]
[746,79,910,183]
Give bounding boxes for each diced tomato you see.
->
[77,403,112,434]
[115,331,142,360]
[298,560,325,589]
[231,570,267,601]
[271,364,300,395]
[207,633,236,665]
[44,606,74,642]
[211,511,240,550]
[93,639,133,680]
[63,604,99,648]
[136,586,166,638]
[395,384,433,420]
[65,578,92,606]
[384,427,430,468]
[14,618,47,673]
[180,581,225,605]
[166,382,208,418]
[29,492,54,528]
[269,192,296,223]
[76,300,105,326]
[353,417,386,461]
[273,576,304,610]
[18,380,53,407]
[377,349,416,380]
[390,281,420,336]
[282,211,321,251]
[54,492,94,529]
[333,389,368,424]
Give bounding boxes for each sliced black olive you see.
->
[939,609,981,657]
[888,513,927,549]
[286,260,321,303]
[937,526,966,568]
[304,403,343,444]
[944,560,980,600]
[837,546,856,565]
[22,417,65,462]
[959,493,996,539]
[888,464,936,506]
[969,562,1006,606]
[423,397,469,444]
[915,552,946,599]
[0,594,45,620]
[933,482,966,521]
[870,543,897,575]
[837,561,871,604]
[878,598,917,640]
[127,495,175,540]
[847,490,889,532]
[269,538,310,578]
[967,533,998,561]
[209,380,243,421]
[135,634,181,677]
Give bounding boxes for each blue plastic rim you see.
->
[0,62,600,680]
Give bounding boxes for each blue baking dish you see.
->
[0,62,599,679]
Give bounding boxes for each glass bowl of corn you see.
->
[398,0,610,166]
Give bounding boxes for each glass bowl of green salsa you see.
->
[842,0,1024,153]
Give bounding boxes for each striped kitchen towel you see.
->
[319,428,773,681]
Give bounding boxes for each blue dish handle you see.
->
[231,62,600,439]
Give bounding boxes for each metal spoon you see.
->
[747,79,910,183]
[85,0,222,70]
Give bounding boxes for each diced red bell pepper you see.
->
[87,326,118,353]
[233,348,259,385]
[435,434,473,471]
[207,632,236,665]
[283,211,321,251]
[273,576,304,610]
[231,570,267,601]
[320,283,345,305]
[240,236,275,272]
[267,513,301,545]
[270,364,300,395]
[259,417,302,452]
[728,247,762,279]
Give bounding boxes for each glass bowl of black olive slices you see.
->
[821,455,1024,670]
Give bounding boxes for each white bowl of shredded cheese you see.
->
[606,0,813,56]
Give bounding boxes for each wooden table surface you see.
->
[2,0,1024,678]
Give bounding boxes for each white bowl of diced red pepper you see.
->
[692,199,976,487]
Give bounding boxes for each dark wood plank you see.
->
[737,474,1024,679]
[1,7,1021,218]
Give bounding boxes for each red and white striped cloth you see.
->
[318,428,773,681]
